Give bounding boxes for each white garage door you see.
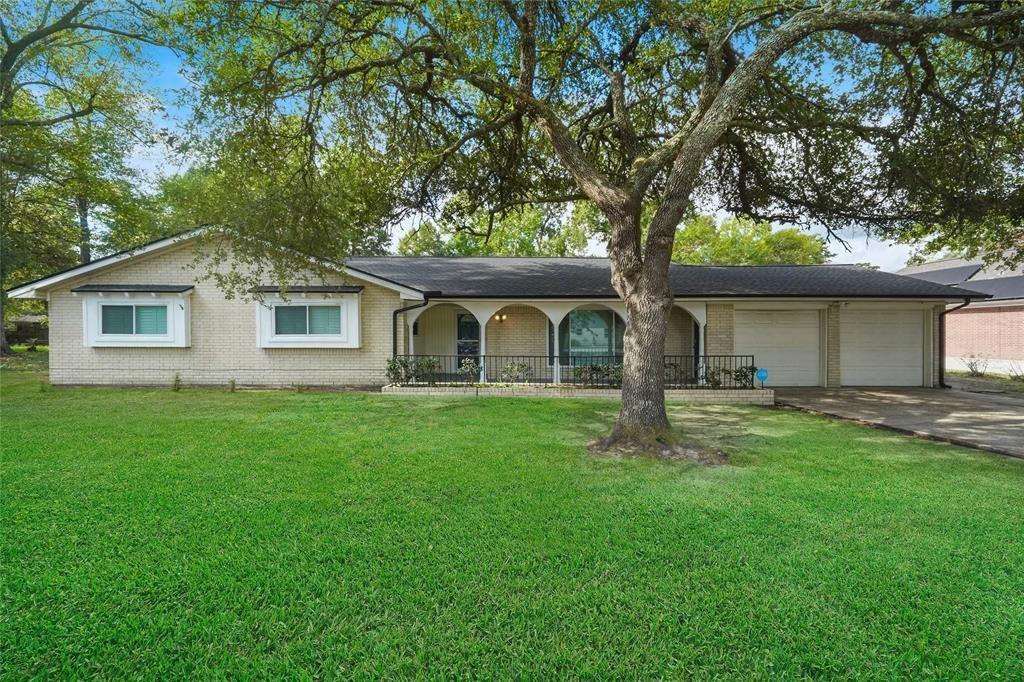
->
[734,310,821,386]
[841,309,923,386]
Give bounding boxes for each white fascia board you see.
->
[7,230,203,300]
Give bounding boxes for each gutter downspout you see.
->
[939,298,971,388]
[393,299,429,357]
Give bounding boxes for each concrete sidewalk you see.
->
[775,388,1024,458]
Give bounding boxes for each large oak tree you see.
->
[180,0,1023,447]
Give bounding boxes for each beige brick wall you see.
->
[487,305,549,356]
[666,307,695,356]
[826,304,841,387]
[46,241,404,387]
[705,303,734,355]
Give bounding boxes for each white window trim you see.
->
[82,293,191,348]
[256,294,360,349]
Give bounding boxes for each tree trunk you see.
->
[0,293,13,356]
[77,195,91,264]
[608,285,674,443]
[595,205,677,448]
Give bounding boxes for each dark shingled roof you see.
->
[903,263,983,286]
[947,275,1024,302]
[344,257,988,299]
[70,284,194,293]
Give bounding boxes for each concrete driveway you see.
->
[774,388,1024,458]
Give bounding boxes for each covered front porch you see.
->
[391,299,756,389]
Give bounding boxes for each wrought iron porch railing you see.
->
[386,355,757,389]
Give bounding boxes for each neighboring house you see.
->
[8,231,987,388]
[899,257,1024,375]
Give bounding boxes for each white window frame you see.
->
[82,293,191,348]
[256,294,360,349]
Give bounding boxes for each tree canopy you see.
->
[672,215,832,265]
[170,0,1024,444]
[397,204,589,256]
[0,0,172,352]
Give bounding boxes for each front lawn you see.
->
[2,367,1023,678]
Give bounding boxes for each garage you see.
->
[734,310,821,386]
[840,308,924,386]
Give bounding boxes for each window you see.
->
[273,305,341,335]
[83,295,190,347]
[257,295,360,348]
[456,312,479,358]
[100,305,168,335]
[548,310,625,364]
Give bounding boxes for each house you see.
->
[899,257,1024,375]
[8,231,988,389]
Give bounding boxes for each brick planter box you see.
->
[382,384,774,405]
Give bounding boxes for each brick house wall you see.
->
[945,304,1024,362]
[705,303,734,355]
[47,241,405,387]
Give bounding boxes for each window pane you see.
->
[558,318,570,363]
[308,305,341,334]
[456,313,479,341]
[275,306,308,334]
[134,305,167,335]
[457,340,480,357]
[614,313,625,355]
[569,310,613,358]
[101,305,133,334]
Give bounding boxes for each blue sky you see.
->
[131,46,915,271]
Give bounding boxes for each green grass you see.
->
[0,346,48,372]
[2,366,1023,678]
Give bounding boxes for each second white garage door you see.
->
[734,310,821,386]
[840,309,924,386]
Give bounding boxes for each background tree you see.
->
[182,2,1024,446]
[398,204,589,256]
[671,215,832,265]
[1,0,171,353]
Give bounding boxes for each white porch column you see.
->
[479,322,487,382]
[676,302,708,385]
[404,301,441,357]
[551,328,560,384]
[455,301,504,383]
[535,302,578,384]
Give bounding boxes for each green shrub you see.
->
[499,361,533,383]
[457,357,480,384]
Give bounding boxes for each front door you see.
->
[456,312,480,361]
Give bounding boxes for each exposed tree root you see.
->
[588,428,728,465]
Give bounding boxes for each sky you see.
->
[133,46,916,272]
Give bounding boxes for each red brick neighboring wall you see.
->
[945,305,1024,361]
